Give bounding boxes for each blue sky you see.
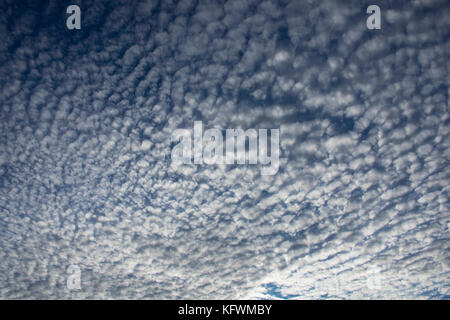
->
[0,0,449,299]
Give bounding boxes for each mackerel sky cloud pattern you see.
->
[0,0,449,299]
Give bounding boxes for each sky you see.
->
[0,0,449,299]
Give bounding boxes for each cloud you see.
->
[0,0,448,299]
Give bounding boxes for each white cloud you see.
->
[0,0,448,299]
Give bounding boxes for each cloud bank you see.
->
[0,0,449,299]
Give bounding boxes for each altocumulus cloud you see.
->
[0,0,449,299]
